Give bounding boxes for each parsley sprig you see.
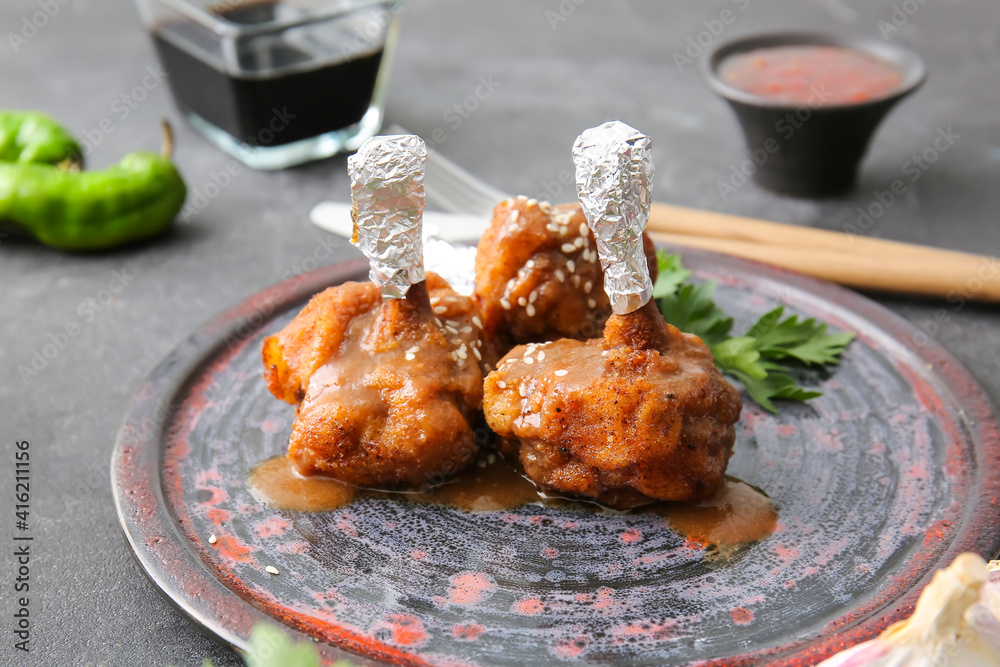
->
[200,623,355,667]
[653,251,855,413]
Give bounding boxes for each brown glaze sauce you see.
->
[653,479,778,549]
[248,454,778,549]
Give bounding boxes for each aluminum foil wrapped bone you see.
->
[572,121,654,314]
[348,134,427,300]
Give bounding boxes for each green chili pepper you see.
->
[0,110,83,170]
[0,122,186,251]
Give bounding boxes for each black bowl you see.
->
[702,33,926,198]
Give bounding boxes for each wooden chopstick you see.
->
[649,230,1000,302]
[648,203,1000,302]
[649,203,979,261]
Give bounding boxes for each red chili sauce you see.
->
[719,45,904,105]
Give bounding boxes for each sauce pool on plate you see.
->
[719,45,904,105]
[248,454,779,551]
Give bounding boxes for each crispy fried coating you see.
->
[483,300,742,508]
[473,197,658,354]
[262,273,494,488]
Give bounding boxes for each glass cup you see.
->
[135,0,401,169]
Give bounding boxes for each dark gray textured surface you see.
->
[0,0,997,665]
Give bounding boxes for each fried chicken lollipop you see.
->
[262,135,492,488]
[483,122,742,509]
[473,197,659,354]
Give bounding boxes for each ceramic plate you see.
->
[112,248,1000,666]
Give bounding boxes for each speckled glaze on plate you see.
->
[112,248,1000,667]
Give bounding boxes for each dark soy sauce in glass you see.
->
[153,0,385,146]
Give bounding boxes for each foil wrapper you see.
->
[572,121,654,314]
[348,134,427,300]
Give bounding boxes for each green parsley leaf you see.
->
[652,252,692,298]
[654,251,854,413]
[197,624,359,667]
[746,306,854,366]
[710,336,767,381]
[245,624,323,667]
[658,281,734,347]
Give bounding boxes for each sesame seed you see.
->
[433,306,447,314]
[526,259,536,269]
[497,380,507,389]
[602,350,608,356]
[405,353,416,361]
[505,197,515,206]
[561,243,576,253]
[527,198,538,207]
[473,315,483,329]
[517,297,527,307]
[574,237,585,248]
[573,275,581,287]
[537,351,545,361]
[457,358,466,367]
[478,460,487,468]
[519,383,527,397]
[546,222,560,232]
[560,226,569,235]
[529,290,538,303]
[461,326,473,333]
[584,280,592,293]
[487,453,496,464]
[567,260,576,273]
[555,269,565,282]
[406,345,420,354]
[554,369,568,377]
[452,338,463,346]
[588,298,597,308]
[517,195,528,201]
[446,325,459,334]
[208,534,217,545]
[265,566,279,575]
[579,222,588,236]
[581,236,589,247]
[540,201,552,212]
[526,304,536,316]
[524,356,534,365]
[473,347,482,360]
[429,296,440,305]
[501,298,511,310]
[457,346,468,360]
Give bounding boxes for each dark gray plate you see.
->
[112,248,1000,666]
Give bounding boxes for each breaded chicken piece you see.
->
[473,197,658,354]
[483,299,742,509]
[263,273,493,488]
